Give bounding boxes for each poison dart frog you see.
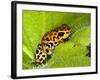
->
[35,24,72,64]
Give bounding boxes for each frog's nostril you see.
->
[58,32,64,36]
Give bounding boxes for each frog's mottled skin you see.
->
[35,24,72,64]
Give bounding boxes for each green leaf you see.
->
[22,10,91,69]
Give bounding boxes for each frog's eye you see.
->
[58,32,65,37]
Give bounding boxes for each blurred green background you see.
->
[22,10,91,69]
